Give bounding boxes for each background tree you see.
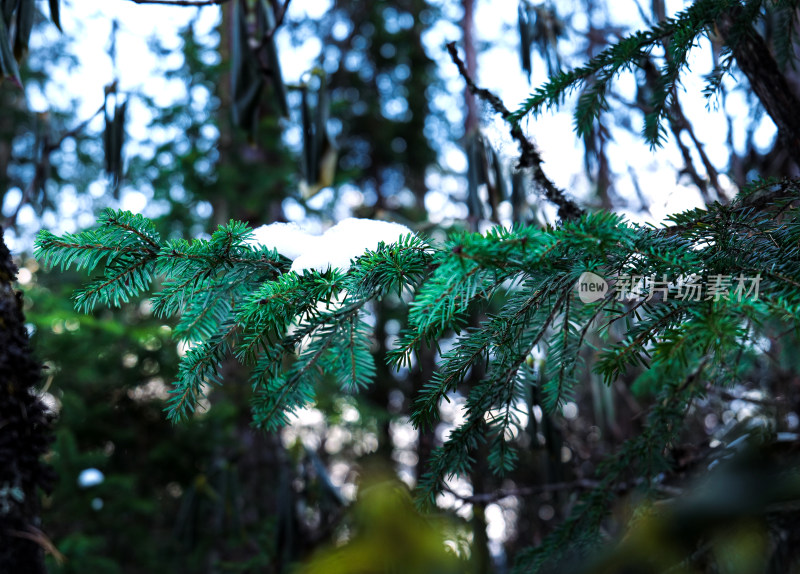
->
[5,0,800,573]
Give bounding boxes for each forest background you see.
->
[2,0,800,573]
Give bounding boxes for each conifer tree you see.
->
[28,0,800,571]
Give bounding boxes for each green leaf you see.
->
[13,0,33,59]
[48,0,61,31]
[0,9,20,85]
[231,0,264,133]
[518,2,532,79]
[301,85,315,184]
[466,132,484,220]
[257,0,288,117]
[314,77,330,177]
[1,0,15,25]
[104,98,127,189]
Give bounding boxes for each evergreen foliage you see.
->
[508,0,800,147]
[35,176,800,570]
[19,0,800,570]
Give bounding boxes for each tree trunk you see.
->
[0,227,55,573]
[717,7,800,168]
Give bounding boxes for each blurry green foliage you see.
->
[298,478,464,574]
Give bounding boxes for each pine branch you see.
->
[34,193,800,571]
[512,358,710,574]
[102,210,161,252]
[333,313,377,392]
[507,0,778,152]
[251,325,339,430]
[73,256,155,312]
[165,331,232,422]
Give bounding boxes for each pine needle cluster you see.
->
[30,0,800,569]
[35,177,800,569]
[508,0,800,148]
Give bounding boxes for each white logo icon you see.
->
[576,271,609,303]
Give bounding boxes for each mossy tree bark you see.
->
[0,227,54,573]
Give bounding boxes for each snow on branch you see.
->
[248,218,414,273]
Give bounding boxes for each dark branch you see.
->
[446,41,584,222]
[273,0,292,34]
[445,478,682,506]
[259,0,294,46]
[3,103,106,229]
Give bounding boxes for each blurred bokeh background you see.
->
[3,0,800,572]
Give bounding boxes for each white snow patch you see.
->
[248,218,413,273]
[249,221,317,260]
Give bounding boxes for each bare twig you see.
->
[444,476,682,506]
[5,526,65,565]
[441,480,593,506]
[3,103,106,228]
[252,0,293,57]
[719,390,786,408]
[254,0,294,46]
[668,113,714,204]
[445,41,584,222]
[51,102,108,150]
[670,98,726,202]
[272,0,292,36]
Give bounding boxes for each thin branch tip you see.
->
[445,42,584,222]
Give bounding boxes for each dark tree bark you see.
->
[718,7,800,169]
[0,227,55,574]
